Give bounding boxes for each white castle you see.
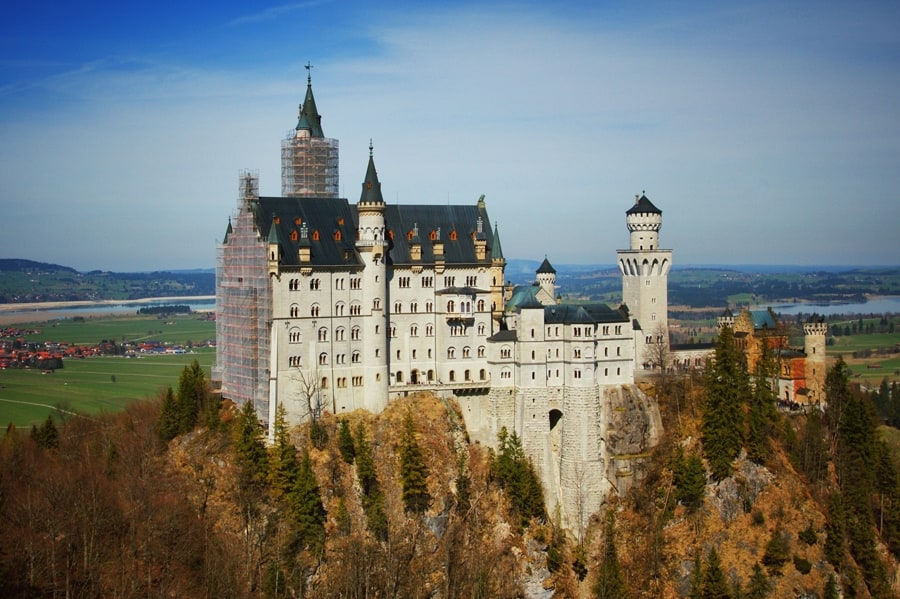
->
[214,74,668,530]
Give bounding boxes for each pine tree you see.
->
[688,550,704,599]
[234,400,268,493]
[672,448,707,511]
[823,573,840,599]
[286,451,326,556]
[702,548,732,598]
[398,411,431,514]
[593,513,627,599]
[761,529,790,576]
[490,427,546,528]
[31,415,59,449]
[824,492,846,569]
[747,338,777,464]
[354,422,388,541]
[268,403,298,498]
[745,562,771,598]
[703,326,749,481]
[157,386,180,441]
[176,359,207,431]
[337,419,356,464]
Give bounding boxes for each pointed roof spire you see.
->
[491,222,504,261]
[626,191,661,215]
[537,256,556,274]
[223,217,233,243]
[267,214,281,244]
[296,62,324,137]
[359,140,385,204]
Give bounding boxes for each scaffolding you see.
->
[213,170,272,417]
[281,132,339,197]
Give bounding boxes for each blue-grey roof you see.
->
[626,194,661,215]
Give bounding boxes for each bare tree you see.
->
[646,324,673,394]
[291,367,325,422]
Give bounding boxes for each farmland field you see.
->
[1,314,216,430]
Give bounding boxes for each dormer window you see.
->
[430,230,438,241]
[312,229,320,241]
[449,230,458,241]
[291,230,298,241]
[333,230,342,241]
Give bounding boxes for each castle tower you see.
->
[803,316,828,405]
[536,257,557,305]
[489,222,506,331]
[617,193,672,370]
[355,143,389,411]
[281,66,339,197]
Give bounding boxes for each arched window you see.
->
[289,327,301,343]
[290,304,299,318]
[310,304,320,317]
[318,327,328,342]
[447,300,455,313]
[319,352,328,365]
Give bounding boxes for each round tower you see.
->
[803,316,828,405]
[617,193,672,371]
[536,257,557,305]
[355,143,389,411]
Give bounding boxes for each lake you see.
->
[762,296,900,316]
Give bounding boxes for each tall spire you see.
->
[491,222,504,261]
[359,140,385,204]
[296,62,324,137]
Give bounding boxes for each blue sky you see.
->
[2,0,899,271]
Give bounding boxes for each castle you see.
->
[212,74,819,530]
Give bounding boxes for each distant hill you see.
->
[0,258,79,274]
[0,259,215,304]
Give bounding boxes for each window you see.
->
[464,369,471,381]
[463,346,471,358]
[449,370,456,382]
[399,276,411,288]
[352,351,360,363]
[501,346,512,359]
[310,304,319,317]
[501,368,511,380]
[350,277,361,290]
[410,325,418,336]
[310,278,320,290]
[289,355,301,367]
[318,327,328,342]
[615,325,622,335]
[335,327,345,341]
[426,324,434,337]
[351,326,360,340]
[421,276,433,287]
[477,346,485,358]
[477,323,485,335]
[335,302,345,316]
[353,376,363,386]
[410,301,418,313]
[350,302,361,316]
[574,348,581,359]
[602,326,609,335]
[444,276,456,287]
[447,300,455,312]
[390,325,397,338]
[447,347,456,359]
[394,301,402,313]
[321,376,328,389]
[335,278,344,290]
[289,328,301,343]
[466,275,477,286]
[373,298,381,310]
[290,304,299,318]
[477,299,485,311]
[574,370,582,379]
[319,352,328,365]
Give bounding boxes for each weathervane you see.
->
[305,61,314,83]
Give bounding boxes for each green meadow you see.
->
[1,314,216,430]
